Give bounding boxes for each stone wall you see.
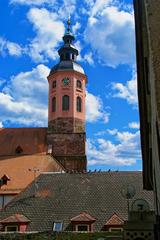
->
[47,133,86,156]
[47,132,86,171]
[48,118,85,133]
[55,155,87,171]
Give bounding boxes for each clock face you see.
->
[62,77,70,86]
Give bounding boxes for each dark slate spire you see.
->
[49,19,85,76]
[58,18,79,62]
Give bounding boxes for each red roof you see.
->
[0,128,64,194]
[105,213,124,226]
[0,214,30,223]
[71,212,96,222]
[0,128,47,156]
[0,154,64,194]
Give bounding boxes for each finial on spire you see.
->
[67,16,71,33]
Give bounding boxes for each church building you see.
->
[0,19,87,208]
[0,20,155,239]
[47,18,87,171]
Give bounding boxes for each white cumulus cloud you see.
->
[0,37,22,57]
[86,91,110,123]
[84,52,94,65]
[112,70,138,106]
[1,64,50,126]
[87,130,141,166]
[10,0,53,6]
[85,5,135,67]
[27,8,65,62]
[91,0,112,17]
[128,121,140,129]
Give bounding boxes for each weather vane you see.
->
[67,15,71,33]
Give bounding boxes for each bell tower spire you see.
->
[58,19,78,62]
[47,20,87,172]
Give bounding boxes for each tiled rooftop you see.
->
[0,128,64,194]
[0,171,154,232]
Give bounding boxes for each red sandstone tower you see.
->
[47,19,87,171]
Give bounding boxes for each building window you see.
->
[76,80,82,89]
[53,221,63,232]
[52,97,56,112]
[15,146,23,154]
[5,225,18,232]
[109,228,123,232]
[52,80,56,88]
[76,225,89,232]
[77,96,82,112]
[62,95,69,111]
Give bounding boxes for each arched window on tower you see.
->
[62,95,69,111]
[76,80,82,89]
[52,80,56,88]
[52,97,56,112]
[77,96,82,112]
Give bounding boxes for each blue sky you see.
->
[0,0,141,171]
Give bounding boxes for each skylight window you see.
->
[53,221,63,232]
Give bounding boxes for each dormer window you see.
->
[5,226,18,232]
[104,213,124,232]
[71,212,96,232]
[76,225,89,232]
[0,214,30,232]
[15,146,23,154]
[53,221,63,232]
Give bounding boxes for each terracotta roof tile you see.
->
[0,128,64,194]
[0,154,63,194]
[71,212,96,222]
[105,213,124,226]
[0,128,47,156]
[0,214,30,223]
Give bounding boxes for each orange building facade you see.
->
[47,20,87,171]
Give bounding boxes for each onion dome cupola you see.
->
[58,18,79,61]
[50,19,85,75]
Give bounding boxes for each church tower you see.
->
[47,19,87,171]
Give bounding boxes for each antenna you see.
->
[121,184,136,219]
[28,167,40,197]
